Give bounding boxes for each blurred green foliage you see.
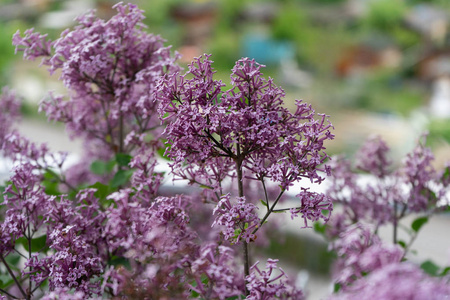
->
[428,119,450,146]
[353,72,425,115]
[264,231,333,275]
[0,22,19,86]
[362,0,407,32]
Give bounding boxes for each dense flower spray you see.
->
[5,2,447,300]
[157,54,334,287]
[326,135,447,239]
[158,55,333,193]
[13,2,180,187]
[329,262,450,300]
[324,135,450,298]
[1,2,338,298]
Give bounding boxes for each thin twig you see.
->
[253,188,286,235]
[0,287,20,299]
[0,254,27,299]
[260,178,270,212]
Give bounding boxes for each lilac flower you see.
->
[99,189,201,298]
[290,188,332,228]
[1,163,50,255]
[246,258,305,300]
[190,243,245,299]
[326,135,444,239]
[158,55,334,191]
[129,153,163,203]
[212,194,260,244]
[0,87,21,146]
[28,225,104,296]
[12,28,52,62]
[398,137,437,212]
[13,3,181,188]
[355,135,391,178]
[329,262,450,300]
[330,223,403,286]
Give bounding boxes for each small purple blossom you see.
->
[36,225,103,296]
[399,135,437,212]
[12,28,52,63]
[0,87,21,146]
[246,259,305,300]
[212,194,260,244]
[290,188,332,228]
[355,135,391,178]
[190,243,245,299]
[329,262,450,300]
[330,223,403,286]
[1,163,50,255]
[327,135,445,237]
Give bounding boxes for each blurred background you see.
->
[1,0,450,299]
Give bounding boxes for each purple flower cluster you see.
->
[12,28,51,62]
[330,262,450,300]
[0,164,105,297]
[13,2,180,187]
[32,225,103,295]
[400,137,437,212]
[190,243,244,299]
[0,87,21,146]
[158,55,333,191]
[354,135,391,177]
[325,135,450,299]
[327,135,446,233]
[212,194,260,244]
[290,188,332,228]
[1,164,48,255]
[1,2,339,299]
[246,258,305,300]
[103,191,194,260]
[330,223,403,286]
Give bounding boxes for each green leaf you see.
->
[199,184,213,190]
[4,252,20,267]
[260,199,267,207]
[157,147,168,160]
[108,256,131,269]
[88,182,113,207]
[421,260,440,276]
[411,216,428,233]
[17,235,47,253]
[442,167,450,181]
[440,267,450,277]
[313,222,326,235]
[190,290,200,298]
[115,153,132,167]
[42,170,61,196]
[0,185,6,205]
[90,159,116,175]
[333,283,341,293]
[89,182,110,200]
[110,169,134,188]
[397,240,406,249]
[0,278,14,289]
